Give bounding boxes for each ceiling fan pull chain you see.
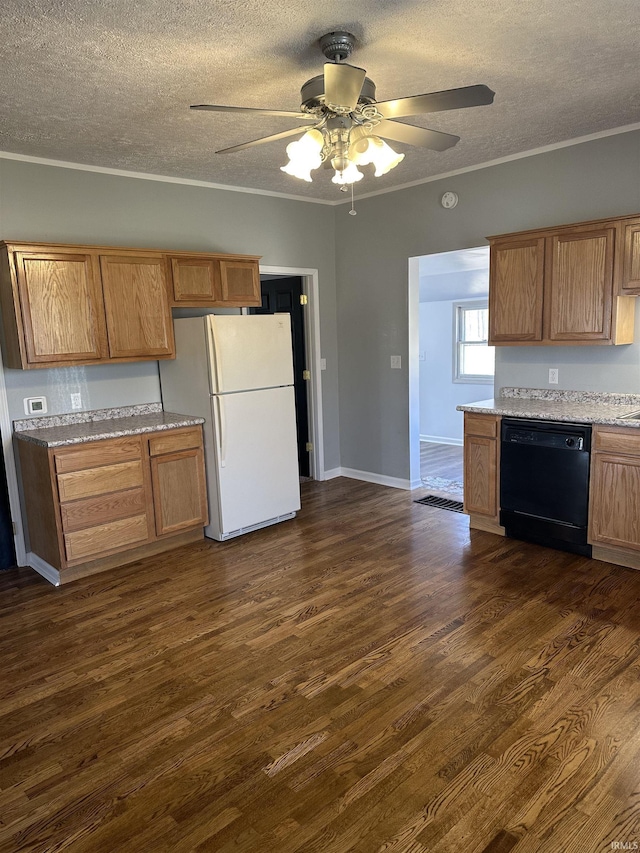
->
[349,183,357,216]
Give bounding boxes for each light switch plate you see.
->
[391,355,402,369]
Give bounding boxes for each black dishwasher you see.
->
[500,418,592,557]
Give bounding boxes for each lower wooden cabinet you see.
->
[589,425,640,555]
[149,430,208,536]
[17,426,208,583]
[463,412,503,534]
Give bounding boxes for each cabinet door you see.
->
[621,219,640,294]
[14,251,107,365]
[170,257,219,303]
[544,228,615,341]
[150,448,208,536]
[489,239,545,343]
[589,452,640,550]
[219,260,261,306]
[100,255,175,358]
[463,433,498,518]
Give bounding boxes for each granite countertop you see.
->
[13,403,205,448]
[457,388,640,426]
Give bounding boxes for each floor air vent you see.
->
[414,495,464,513]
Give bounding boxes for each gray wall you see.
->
[419,301,492,443]
[0,158,340,468]
[335,130,640,481]
[3,129,640,487]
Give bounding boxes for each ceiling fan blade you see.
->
[191,104,314,120]
[375,85,495,119]
[216,125,314,155]
[375,119,460,152]
[324,63,366,111]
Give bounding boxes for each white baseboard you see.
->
[327,467,411,490]
[420,434,463,446]
[27,553,60,587]
[323,467,343,480]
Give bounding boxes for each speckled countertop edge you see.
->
[457,388,640,426]
[13,405,204,448]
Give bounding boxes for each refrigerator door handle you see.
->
[214,395,227,468]
[208,319,224,394]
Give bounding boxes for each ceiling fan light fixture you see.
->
[349,135,405,176]
[331,160,364,185]
[280,129,324,181]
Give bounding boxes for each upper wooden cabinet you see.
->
[11,250,107,365]
[0,241,261,369]
[168,253,261,307]
[489,238,545,343]
[621,217,640,294]
[100,254,174,359]
[488,214,639,346]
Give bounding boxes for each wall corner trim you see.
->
[27,553,60,587]
[329,467,412,490]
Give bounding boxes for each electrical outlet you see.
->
[549,368,559,385]
[70,393,82,410]
[391,355,402,369]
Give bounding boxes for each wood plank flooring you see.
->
[1,477,640,852]
[420,441,463,500]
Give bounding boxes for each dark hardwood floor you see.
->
[2,477,640,852]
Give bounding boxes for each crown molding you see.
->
[0,151,334,205]
[342,121,640,205]
[2,119,640,208]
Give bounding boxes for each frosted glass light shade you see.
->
[331,160,364,185]
[349,136,404,176]
[280,129,324,182]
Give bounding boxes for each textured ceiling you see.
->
[2,0,640,202]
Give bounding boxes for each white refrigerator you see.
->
[159,315,301,541]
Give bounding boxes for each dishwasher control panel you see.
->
[502,418,590,452]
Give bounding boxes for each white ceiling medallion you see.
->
[441,191,459,209]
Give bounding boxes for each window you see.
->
[454,300,495,383]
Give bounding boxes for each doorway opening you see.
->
[408,246,493,498]
[256,266,324,482]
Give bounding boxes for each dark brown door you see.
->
[249,277,310,478]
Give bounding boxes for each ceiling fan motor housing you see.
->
[319,31,356,62]
[300,74,376,111]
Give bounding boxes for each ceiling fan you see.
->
[191,31,495,187]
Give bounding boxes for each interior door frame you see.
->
[257,265,325,481]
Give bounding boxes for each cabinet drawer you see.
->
[149,428,202,456]
[57,459,144,502]
[594,426,640,456]
[64,514,149,563]
[60,487,147,533]
[464,413,498,439]
[55,436,142,474]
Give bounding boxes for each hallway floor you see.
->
[419,441,463,501]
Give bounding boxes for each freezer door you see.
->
[207,314,294,394]
[209,385,300,535]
